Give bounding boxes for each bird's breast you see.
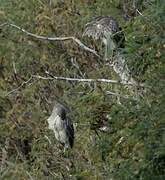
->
[54,116,64,131]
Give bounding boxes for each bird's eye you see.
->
[97,24,102,29]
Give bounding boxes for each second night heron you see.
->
[47,102,74,149]
[83,16,125,58]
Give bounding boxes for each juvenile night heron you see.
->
[83,16,125,58]
[47,102,74,149]
[83,16,136,84]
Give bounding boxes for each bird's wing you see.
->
[64,118,74,148]
[83,16,120,40]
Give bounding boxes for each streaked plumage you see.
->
[83,16,119,39]
[47,102,74,149]
[83,16,125,49]
[83,16,136,85]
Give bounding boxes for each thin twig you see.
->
[12,61,17,74]
[0,22,8,27]
[70,57,85,78]
[44,135,52,145]
[5,76,33,96]
[105,90,137,100]
[136,9,163,30]
[25,171,34,180]
[136,9,143,16]
[0,22,101,58]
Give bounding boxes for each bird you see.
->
[83,16,125,59]
[47,101,74,150]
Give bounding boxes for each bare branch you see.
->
[0,22,101,58]
[32,74,137,86]
[5,74,143,98]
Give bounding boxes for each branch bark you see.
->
[32,74,138,86]
[0,22,101,59]
[5,74,144,98]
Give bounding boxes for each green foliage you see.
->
[0,0,164,179]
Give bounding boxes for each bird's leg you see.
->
[104,34,116,63]
[64,146,67,153]
[105,43,108,61]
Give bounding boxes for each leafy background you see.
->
[0,0,164,179]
